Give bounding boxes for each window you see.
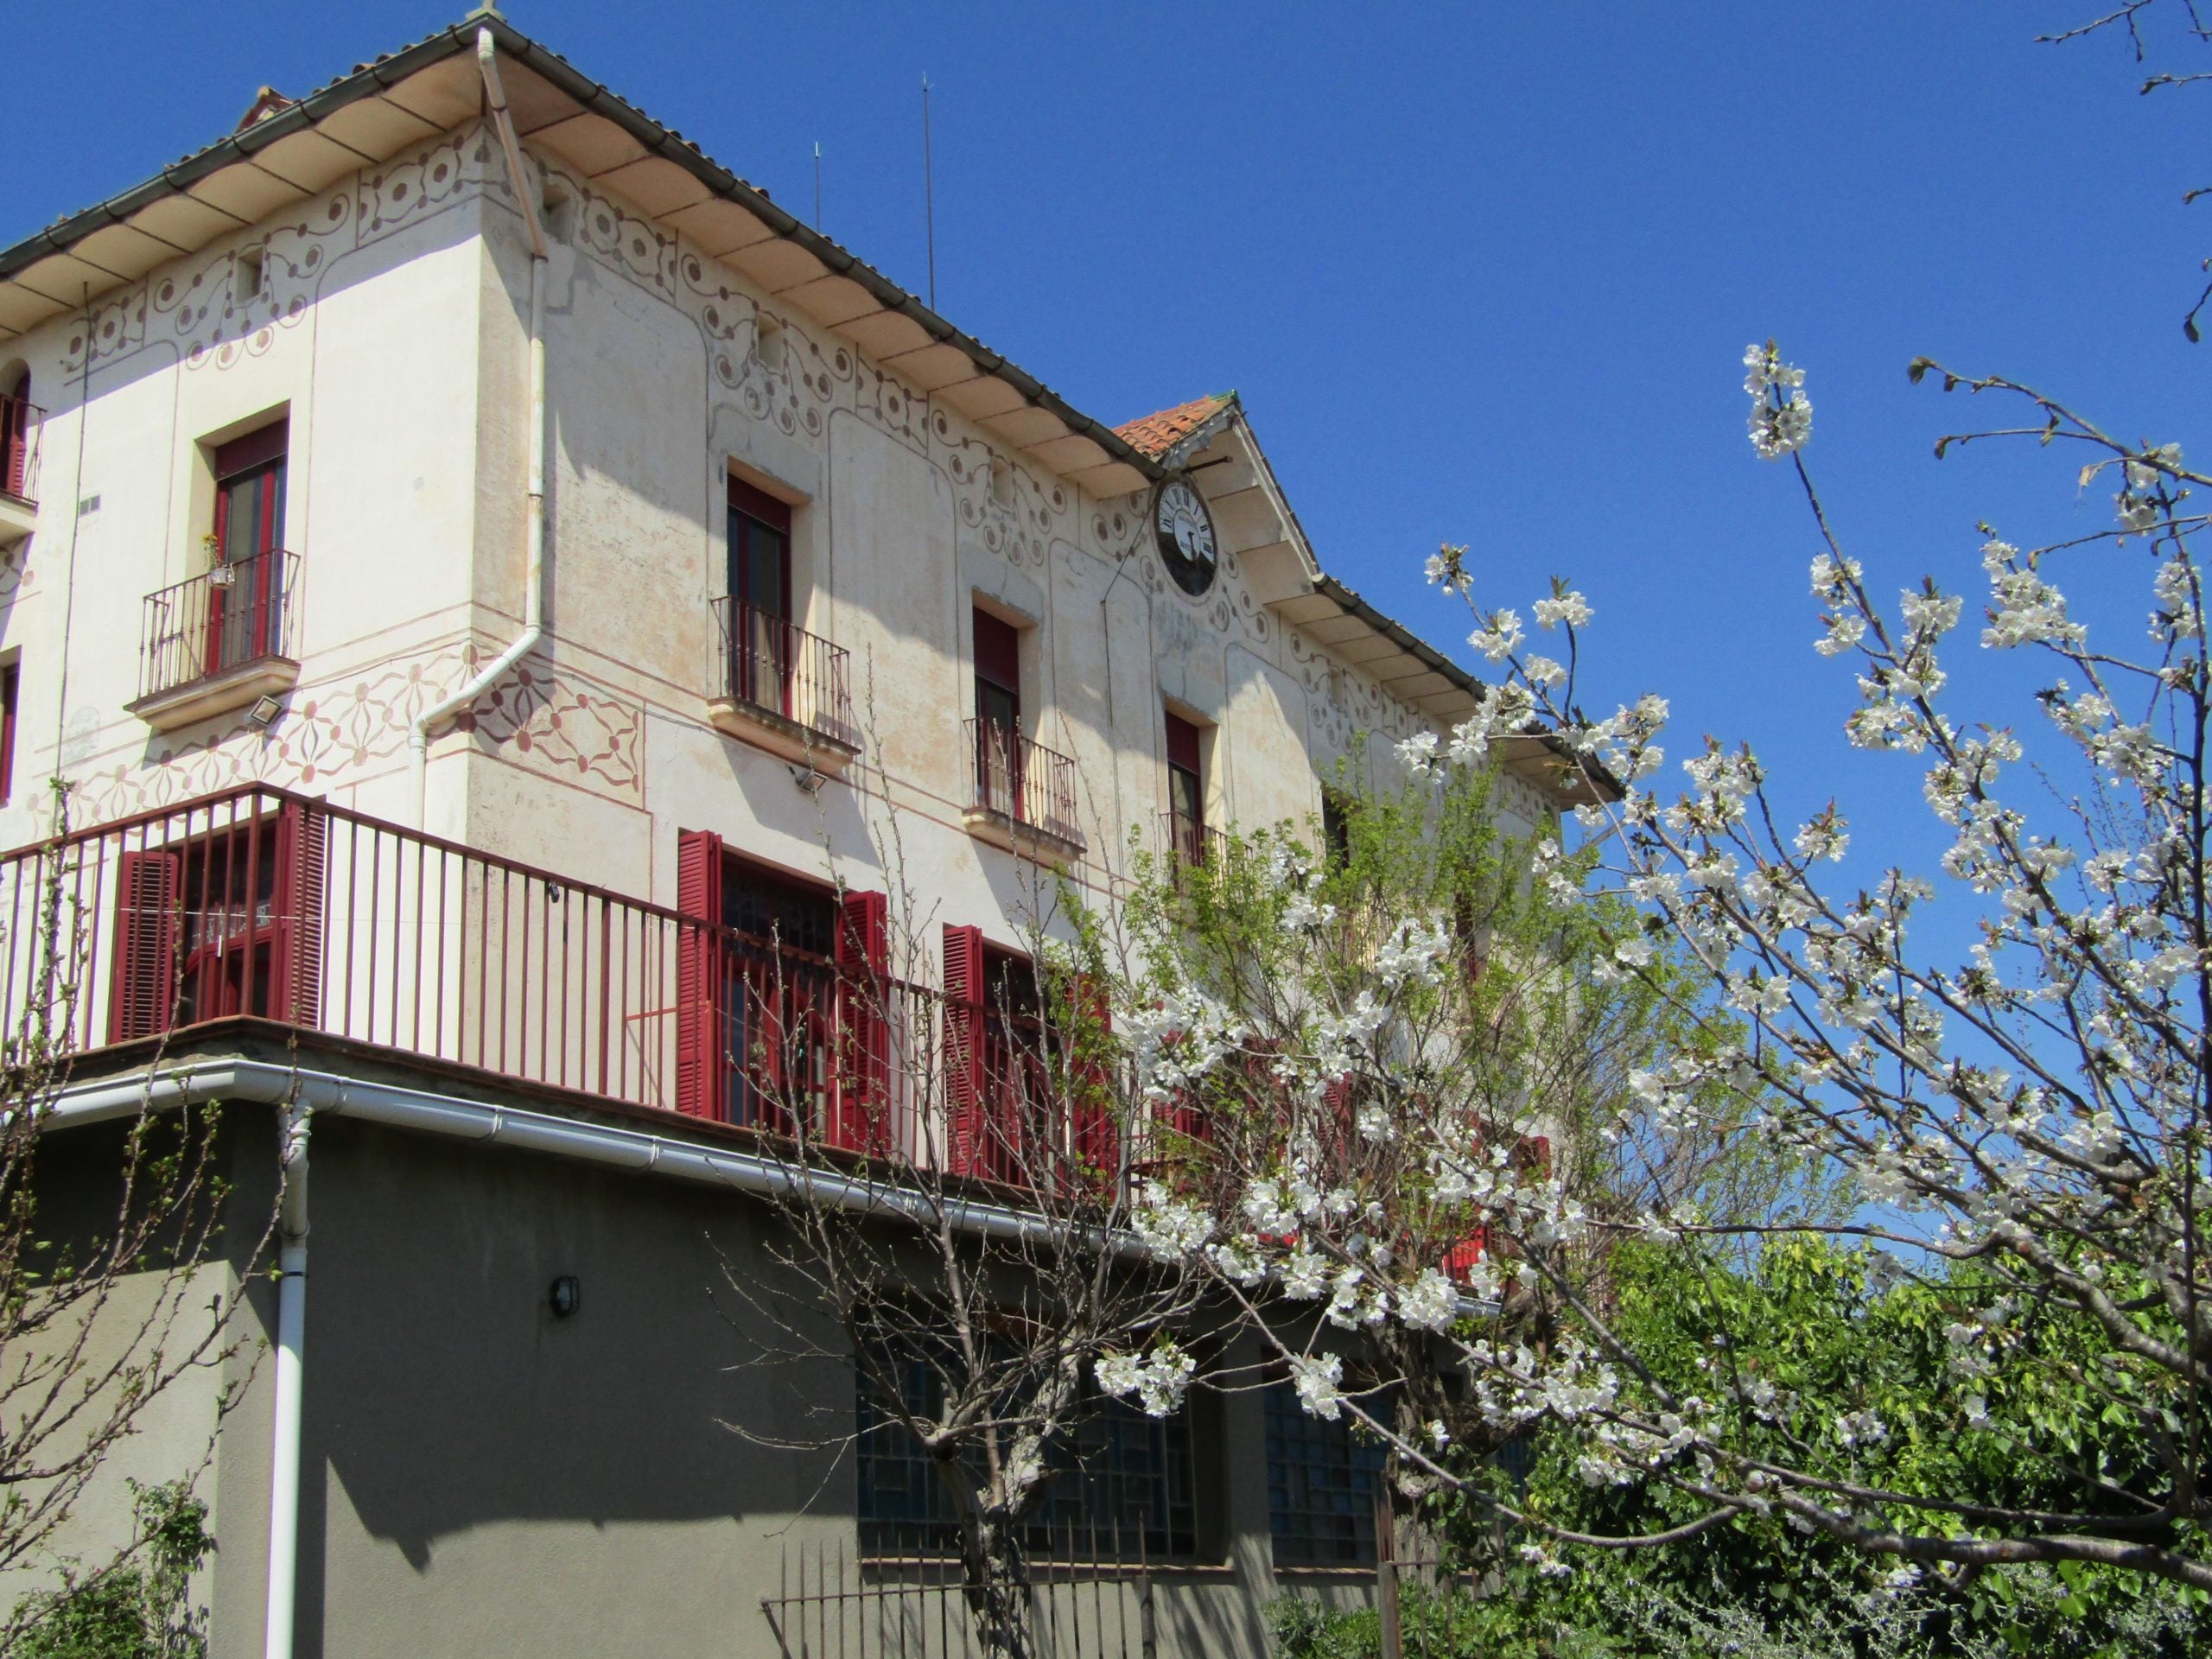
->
[1264,1378,1385,1567]
[943,925,1050,1185]
[1164,711,1205,863]
[207,421,289,676]
[972,607,1023,818]
[107,802,326,1045]
[857,1344,1200,1559]
[0,658,18,806]
[674,830,888,1148]
[1,369,31,501]
[1320,788,1351,868]
[724,478,793,715]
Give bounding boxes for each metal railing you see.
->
[137,549,300,702]
[711,596,857,750]
[0,392,41,505]
[0,787,931,1142]
[765,1531,1160,1659]
[0,786,1222,1197]
[1156,810,1224,871]
[965,720,1083,849]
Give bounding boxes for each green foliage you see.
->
[10,1481,213,1659]
[1425,1241,2211,1657]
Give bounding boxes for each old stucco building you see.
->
[0,16,1585,1658]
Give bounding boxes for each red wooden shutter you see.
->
[213,419,289,480]
[1068,973,1118,1192]
[973,609,1020,692]
[942,924,986,1174]
[1518,1135,1554,1179]
[1164,713,1201,774]
[676,830,727,1120]
[270,804,326,1027]
[836,888,890,1153]
[1443,1227,1489,1284]
[108,849,181,1043]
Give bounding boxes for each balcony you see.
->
[1158,809,1227,874]
[707,596,859,770]
[127,549,301,732]
[0,391,42,543]
[0,784,1123,1198]
[963,720,1084,865]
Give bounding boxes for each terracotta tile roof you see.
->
[1113,392,1236,460]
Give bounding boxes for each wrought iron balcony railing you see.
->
[1158,809,1226,871]
[709,596,857,753]
[964,720,1083,852]
[137,549,300,704]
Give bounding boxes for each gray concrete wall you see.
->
[204,1105,1328,1659]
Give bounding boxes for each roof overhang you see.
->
[0,16,1162,500]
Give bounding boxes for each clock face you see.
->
[1154,477,1218,597]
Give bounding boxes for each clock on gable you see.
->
[1152,475,1218,597]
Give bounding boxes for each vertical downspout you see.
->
[409,27,550,830]
[263,1102,312,1659]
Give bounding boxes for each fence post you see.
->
[1137,1569,1155,1659]
[1375,1479,1402,1659]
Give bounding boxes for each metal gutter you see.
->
[39,1058,1156,1259]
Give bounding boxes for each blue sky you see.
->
[5,2,2202,903]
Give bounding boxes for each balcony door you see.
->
[973,608,1023,819]
[726,478,792,716]
[208,422,288,677]
[1165,711,1205,862]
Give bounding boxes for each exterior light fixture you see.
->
[549,1275,581,1319]
[245,696,283,728]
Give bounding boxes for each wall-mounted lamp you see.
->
[789,761,827,797]
[245,695,283,729]
[549,1274,581,1319]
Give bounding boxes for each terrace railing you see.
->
[0,787,935,1157]
[0,785,1216,1206]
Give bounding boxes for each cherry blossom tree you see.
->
[1103,333,2212,1599]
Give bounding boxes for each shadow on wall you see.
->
[295,1118,845,1578]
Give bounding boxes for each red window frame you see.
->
[208,421,289,676]
[0,659,19,807]
[107,800,326,1045]
[675,828,889,1149]
[727,477,795,716]
[0,374,30,501]
[1165,711,1205,859]
[973,610,1024,820]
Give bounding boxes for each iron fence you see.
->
[765,1532,1159,1659]
[964,721,1082,850]
[711,595,857,750]
[137,548,299,701]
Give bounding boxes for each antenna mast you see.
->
[813,142,822,228]
[921,73,937,309]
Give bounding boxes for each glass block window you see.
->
[857,1354,1198,1559]
[1265,1380,1386,1567]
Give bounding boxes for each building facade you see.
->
[0,17,1586,1657]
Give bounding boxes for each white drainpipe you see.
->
[410,27,550,830]
[262,1097,315,1659]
